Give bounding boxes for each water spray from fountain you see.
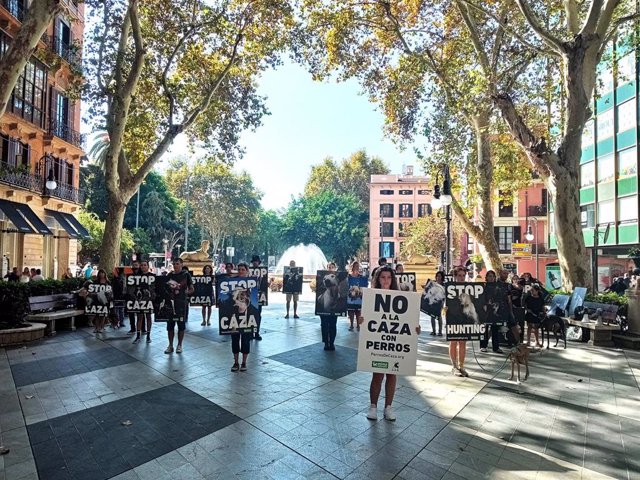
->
[275,243,329,275]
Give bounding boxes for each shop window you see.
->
[597,154,615,183]
[580,204,595,228]
[580,162,595,187]
[598,199,615,224]
[596,108,614,140]
[618,147,637,178]
[618,196,638,223]
[617,100,636,133]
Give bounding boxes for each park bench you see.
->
[564,301,620,347]
[25,294,83,336]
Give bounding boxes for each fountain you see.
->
[275,243,329,277]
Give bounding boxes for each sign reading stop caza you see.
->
[357,289,421,376]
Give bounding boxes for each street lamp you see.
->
[162,238,169,268]
[39,155,58,192]
[431,165,453,272]
[175,244,181,256]
[525,218,539,280]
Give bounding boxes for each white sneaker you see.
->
[164,346,174,354]
[383,406,396,421]
[366,404,377,420]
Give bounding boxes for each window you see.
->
[379,241,395,258]
[417,204,432,217]
[380,203,394,218]
[398,221,412,237]
[467,235,474,254]
[618,52,635,85]
[10,58,47,128]
[498,191,514,217]
[50,89,70,138]
[580,204,595,228]
[618,147,637,178]
[380,189,394,195]
[54,16,72,60]
[597,154,615,183]
[617,100,636,133]
[0,134,29,167]
[598,66,614,94]
[399,204,413,218]
[4,0,25,21]
[541,189,548,207]
[399,189,413,195]
[494,226,521,253]
[583,120,595,147]
[417,189,429,195]
[618,196,638,223]
[598,199,615,224]
[580,162,595,187]
[381,222,394,237]
[597,109,614,140]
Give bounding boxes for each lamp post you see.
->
[525,217,539,280]
[40,155,58,193]
[431,165,453,272]
[175,244,181,257]
[162,238,169,268]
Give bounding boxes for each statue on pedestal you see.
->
[180,240,211,262]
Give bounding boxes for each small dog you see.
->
[540,313,567,349]
[348,285,362,300]
[508,344,530,382]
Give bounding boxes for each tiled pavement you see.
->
[1,288,639,479]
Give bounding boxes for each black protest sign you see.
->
[248,266,269,306]
[483,282,511,326]
[444,282,487,340]
[397,273,417,292]
[83,283,113,316]
[420,280,445,318]
[217,276,260,334]
[283,266,303,294]
[125,274,155,313]
[315,270,349,315]
[189,275,215,306]
[154,271,192,322]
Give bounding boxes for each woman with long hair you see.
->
[358,265,421,421]
[201,264,214,326]
[448,266,469,377]
[133,260,153,344]
[347,261,363,332]
[89,269,112,333]
[430,271,445,336]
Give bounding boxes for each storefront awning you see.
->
[0,199,52,235]
[46,210,91,240]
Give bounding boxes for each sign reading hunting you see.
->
[357,289,421,376]
[444,282,487,340]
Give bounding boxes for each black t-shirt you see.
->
[525,294,545,318]
[509,286,524,308]
[166,270,193,318]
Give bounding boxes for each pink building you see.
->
[369,167,433,265]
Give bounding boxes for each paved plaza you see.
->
[1,289,639,480]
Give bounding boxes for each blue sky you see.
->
[219,60,421,210]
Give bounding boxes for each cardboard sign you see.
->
[444,282,487,340]
[347,275,368,309]
[84,283,113,316]
[154,271,192,321]
[125,273,155,313]
[315,270,349,315]
[217,276,260,334]
[189,275,215,306]
[248,266,269,306]
[283,266,303,294]
[357,289,421,376]
[420,280,445,318]
[396,273,417,292]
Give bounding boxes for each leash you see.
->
[470,338,511,374]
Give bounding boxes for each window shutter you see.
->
[49,87,57,131]
[514,226,522,243]
[493,227,500,244]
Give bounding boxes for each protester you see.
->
[164,258,193,354]
[319,262,338,350]
[395,263,404,274]
[480,270,505,354]
[62,267,74,280]
[525,284,545,347]
[230,263,255,371]
[88,269,111,334]
[430,271,445,336]
[371,257,387,280]
[250,255,264,340]
[127,260,141,334]
[19,267,30,283]
[509,278,526,344]
[284,260,299,319]
[358,265,420,421]
[448,266,469,376]
[133,260,154,344]
[200,264,214,326]
[225,262,235,275]
[111,267,126,328]
[347,261,363,332]
[4,267,19,282]
[32,269,44,281]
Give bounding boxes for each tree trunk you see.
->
[99,194,127,272]
[0,0,61,118]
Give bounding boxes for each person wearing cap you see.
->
[250,255,264,340]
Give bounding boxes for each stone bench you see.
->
[565,318,620,347]
[25,294,83,336]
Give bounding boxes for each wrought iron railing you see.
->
[0,161,84,204]
[50,181,85,204]
[527,205,548,217]
[48,118,85,149]
[1,0,25,22]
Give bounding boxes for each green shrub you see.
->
[585,291,628,306]
[0,278,85,330]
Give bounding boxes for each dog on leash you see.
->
[508,344,530,382]
[540,313,567,349]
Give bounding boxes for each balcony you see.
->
[527,205,548,217]
[1,0,25,22]
[48,118,85,149]
[0,162,85,204]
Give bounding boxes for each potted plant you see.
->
[627,246,640,267]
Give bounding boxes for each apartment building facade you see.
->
[0,0,88,279]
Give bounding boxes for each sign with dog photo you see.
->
[248,267,269,306]
[444,282,488,340]
[189,275,215,306]
[396,273,417,292]
[315,270,349,315]
[154,273,191,321]
[125,273,156,313]
[283,266,303,294]
[347,275,368,309]
[483,282,510,326]
[357,289,421,376]
[420,280,445,318]
[217,276,260,334]
[82,282,113,316]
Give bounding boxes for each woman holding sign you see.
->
[201,265,214,326]
[357,266,421,421]
[347,261,363,332]
[230,263,255,371]
[84,269,112,333]
[448,266,469,377]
